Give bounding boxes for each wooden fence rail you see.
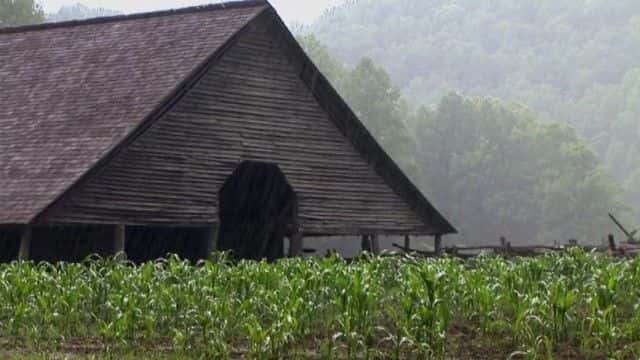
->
[392,234,640,259]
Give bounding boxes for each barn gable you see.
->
[2,1,455,236]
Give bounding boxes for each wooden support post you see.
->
[361,235,372,253]
[404,235,411,252]
[204,225,218,259]
[608,234,616,253]
[371,235,381,255]
[434,234,443,255]
[18,226,32,260]
[112,224,126,260]
[288,227,303,257]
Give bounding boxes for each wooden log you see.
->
[609,213,638,244]
[448,244,562,251]
[18,226,32,260]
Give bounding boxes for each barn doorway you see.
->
[217,161,297,261]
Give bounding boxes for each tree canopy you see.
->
[416,94,623,243]
[0,0,44,27]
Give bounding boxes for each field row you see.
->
[1,250,639,358]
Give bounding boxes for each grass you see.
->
[0,249,640,359]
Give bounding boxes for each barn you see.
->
[0,0,455,262]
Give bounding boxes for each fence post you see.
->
[608,234,616,253]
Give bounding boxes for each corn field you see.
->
[1,250,640,359]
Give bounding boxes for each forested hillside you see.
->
[299,33,627,244]
[46,3,122,22]
[308,0,640,229]
[298,0,640,243]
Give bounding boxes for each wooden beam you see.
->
[434,234,443,255]
[404,235,411,253]
[371,234,381,254]
[113,224,126,260]
[18,226,32,260]
[361,235,372,253]
[204,225,218,259]
[288,227,303,257]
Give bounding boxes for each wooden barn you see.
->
[0,0,455,262]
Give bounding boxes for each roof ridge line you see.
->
[0,0,269,35]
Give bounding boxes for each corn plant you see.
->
[0,249,639,358]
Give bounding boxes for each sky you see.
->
[40,0,345,24]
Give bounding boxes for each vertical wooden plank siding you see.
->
[44,16,431,235]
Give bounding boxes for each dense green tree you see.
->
[416,94,625,244]
[0,0,44,27]
[340,58,415,172]
[297,33,346,84]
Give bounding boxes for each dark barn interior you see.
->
[126,226,212,264]
[0,226,211,263]
[218,161,297,261]
[0,227,20,263]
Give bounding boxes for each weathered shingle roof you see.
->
[0,1,268,224]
